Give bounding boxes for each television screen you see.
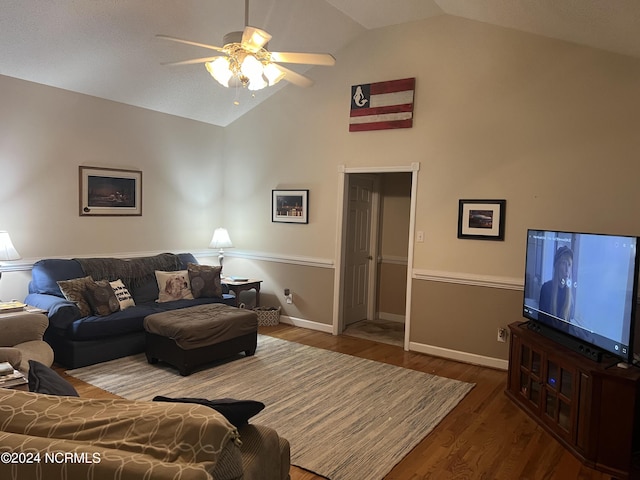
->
[523,229,639,363]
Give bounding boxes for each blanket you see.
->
[75,253,181,287]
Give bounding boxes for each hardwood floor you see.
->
[59,324,614,480]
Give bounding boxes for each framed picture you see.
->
[79,166,142,216]
[272,189,309,224]
[457,199,506,240]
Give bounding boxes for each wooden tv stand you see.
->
[506,322,640,479]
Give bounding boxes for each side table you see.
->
[0,306,47,319]
[223,279,263,307]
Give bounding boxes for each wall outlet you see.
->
[497,327,507,343]
[284,288,293,304]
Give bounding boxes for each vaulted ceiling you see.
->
[2,0,639,127]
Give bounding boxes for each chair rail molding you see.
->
[413,269,523,291]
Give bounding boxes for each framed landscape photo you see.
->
[79,166,142,216]
[457,199,506,240]
[272,189,309,224]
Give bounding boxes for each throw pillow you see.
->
[155,270,194,302]
[28,360,79,396]
[84,279,121,316]
[110,279,136,310]
[57,276,93,317]
[152,396,265,428]
[187,263,223,298]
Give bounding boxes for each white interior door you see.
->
[343,175,375,326]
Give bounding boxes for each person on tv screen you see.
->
[539,245,574,323]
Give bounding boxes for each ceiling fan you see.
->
[157,0,335,91]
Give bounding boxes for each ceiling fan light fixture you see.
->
[248,75,267,91]
[240,54,263,78]
[206,57,233,87]
[158,0,335,94]
[243,28,271,53]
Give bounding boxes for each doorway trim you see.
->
[332,163,420,351]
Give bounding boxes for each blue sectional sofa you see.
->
[25,253,235,368]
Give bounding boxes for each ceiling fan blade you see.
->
[241,26,272,53]
[156,34,225,53]
[270,51,336,66]
[274,64,314,87]
[161,55,225,66]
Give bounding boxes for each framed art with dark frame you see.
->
[79,166,142,216]
[457,199,506,240]
[272,189,309,224]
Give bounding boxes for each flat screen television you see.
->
[523,229,639,363]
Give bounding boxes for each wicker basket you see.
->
[254,306,281,326]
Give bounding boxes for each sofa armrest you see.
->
[0,313,49,346]
[239,424,290,480]
[25,293,82,330]
[0,431,215,480]
[0,347,22,368]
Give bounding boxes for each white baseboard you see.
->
[279,315,334,333]
[409,341,509,371]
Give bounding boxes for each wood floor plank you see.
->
[58,323,614,480]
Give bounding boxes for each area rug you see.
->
[68,335,474,480]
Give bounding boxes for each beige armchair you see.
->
[0,312,54,374]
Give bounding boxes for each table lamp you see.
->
[209,228,233,269]
[0,231,21,301]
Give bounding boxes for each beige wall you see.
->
[0,75,226,300]
[377,173,411,319]
[221,257,335,328]
[221,15,640,362]
[410,280,522,361]
[3,14,640,365]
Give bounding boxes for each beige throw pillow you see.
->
[155,270,194,302]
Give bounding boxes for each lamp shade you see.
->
[0,231,21,261]
[209,228,233,249]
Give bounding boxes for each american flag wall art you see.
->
[349,77,415,132]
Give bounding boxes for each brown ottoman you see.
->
[144,304,258,375]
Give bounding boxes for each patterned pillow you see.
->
[110,279,136,310]
[85,279,121,316]
[155,270,194,302]
[57,276,93,317]
[187,263,223,298]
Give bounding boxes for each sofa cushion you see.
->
[57,276,93,317]
[85,279,121,316]
[188,263,223,298]
[0,389,242,480]
[28,360,79,396]
[153,396,265,428]
[31,259,85,297]
[130,278,160,305]
[155,270,194,302]
[65,304,160,340]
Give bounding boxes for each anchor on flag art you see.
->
[349,77,415,132]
